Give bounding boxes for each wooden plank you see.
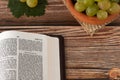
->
[66,69,108,79]
[0,0,78,26]
[0,26,120,79]
[0,0,120,26]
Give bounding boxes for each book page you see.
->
[47,37,61,80]
[0,31,48,80]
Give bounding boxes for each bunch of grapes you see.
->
[20,0,38,8]
[74,0,120,20]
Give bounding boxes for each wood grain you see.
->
[0,26,120,80]
[0,0,120,26]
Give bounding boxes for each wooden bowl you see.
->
[63,0,120,35]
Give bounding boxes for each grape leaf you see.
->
[8,0,47,18]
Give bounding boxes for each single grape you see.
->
[20,0,26,3]
[108,2,120,14]
[74,2,87,12]
[26,0,38,8]
[83,0,95,7]
[86,4,99,16]
[98,0,111,10]
[97,10,108,20]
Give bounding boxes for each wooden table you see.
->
[0,26,120,80]
[0,0,120,80]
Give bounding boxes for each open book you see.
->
[0,31,65,80]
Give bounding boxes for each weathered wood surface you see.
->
[0,0,120,26]
[0,26,120,80]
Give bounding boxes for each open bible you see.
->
[0,31,65,80]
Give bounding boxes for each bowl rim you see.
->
[65,0,120,25]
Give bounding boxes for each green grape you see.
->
[110,0,120,3]
[74,2,87,12]
[86,4,99,16]
[83,0,95,7]
[97,10,108,20]
[20,0,26,3]
[98,0,111,10]
[108,2,120,14]
[26,0,38,8]
[95,0,102,2]
[77,0,84,2]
